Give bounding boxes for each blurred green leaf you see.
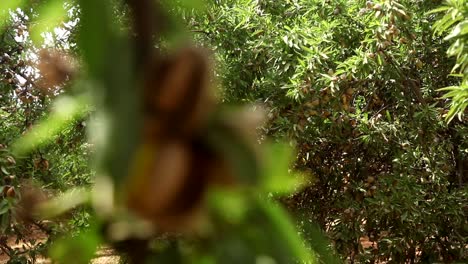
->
[255,197,316,263]
[262,142,306,195]
[208,189,248,224]
[12,94,91,156]
[38,187,90,219]
[49,224,101,264]
[78,0,139,185]
[77,0,113,77]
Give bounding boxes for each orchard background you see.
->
[0,0,467,263]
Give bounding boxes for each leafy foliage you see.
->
[432,0,468,121]
[187,0,468,262]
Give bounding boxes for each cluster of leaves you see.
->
[432,0,468,121]
[186,0,468,262]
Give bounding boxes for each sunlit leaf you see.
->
[445,20,468,40]
[38,187,90,219]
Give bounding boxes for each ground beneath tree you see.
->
[1,228,378,264]
[0,226,120,264]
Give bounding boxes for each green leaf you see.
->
[0,199,9,215]
[445,20,468,40]
[426,6,451,15]
[0,166,9,175]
